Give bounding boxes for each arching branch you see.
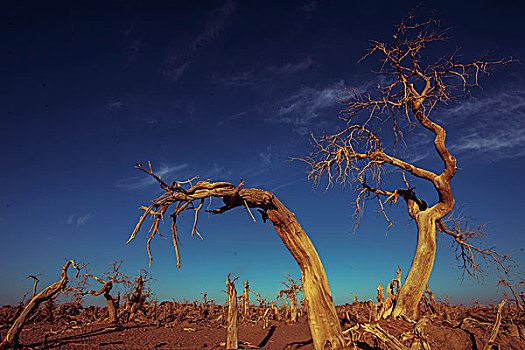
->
[127,162,345,349]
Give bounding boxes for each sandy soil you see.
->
[10,320,314,350]
[2,302,525,349]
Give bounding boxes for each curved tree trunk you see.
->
[263,195,345,350]
[392,211,437,320]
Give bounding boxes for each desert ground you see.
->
[2,296,525,349]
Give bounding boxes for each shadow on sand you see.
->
[285,338,313,349]
[257,325,276,348]
[27,323,147,349]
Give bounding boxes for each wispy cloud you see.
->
[452,128,525,156]
[402,89,525,162]
[162,59,191,83]
[259,145,273,166]
[271,80,346,134]
[116,163,190,190]
[302,1,319,16]
[218,111,248,125]
[191,0,236,50]
[124,22,134,38]
[271,180,297,192]
[241,142,299,181]
[121,22,144,64]
[211,57,312,92]
[211,70,255,88]
[267,57,313,74]
[441,89,525,160]
[106,100,123,112]
[125,36,144,64]
[67,213,95,227]
[201,163,232,181]
[162,0,236,82]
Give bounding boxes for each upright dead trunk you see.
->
[226,275,238,349]
[270,301,280,321]
[242,280,250,320]
[290,292,298,323]
[392,212,436,319]
[127,276,145,322]
[0,260,78,350]
[104,288,119,324]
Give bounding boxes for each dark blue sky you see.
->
[2,1,524,306]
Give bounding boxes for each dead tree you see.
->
[277,274,303,323]
[375,268,402,320]
[120,270,150,322]
[27,276,39,299]
[239,280,250,321]
[482,299,506,350]
[71,260,127,324]
[0,260,81,350]
[301,11,517,320]
[247,288,271,326]
[270,301,281,321]
[226,274,239,349]
[126,162,345,349]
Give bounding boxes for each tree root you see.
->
[345,323,409,350]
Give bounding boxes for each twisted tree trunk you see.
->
[0,261,78,350]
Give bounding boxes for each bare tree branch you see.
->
[437,216,523,310]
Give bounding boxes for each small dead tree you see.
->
[126,162,345,349]
[482,298,507,350]
[277,274,303,323]
[374,268,402,320]
[0,260,81,350]
[71,260,127,324]
[301,11,517,320]
[120,270,151,323]
[226,274,239,349]
[197,293,214,322]
[239,280,250,321]
[248,288,270,326]
[270,300,281,321]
